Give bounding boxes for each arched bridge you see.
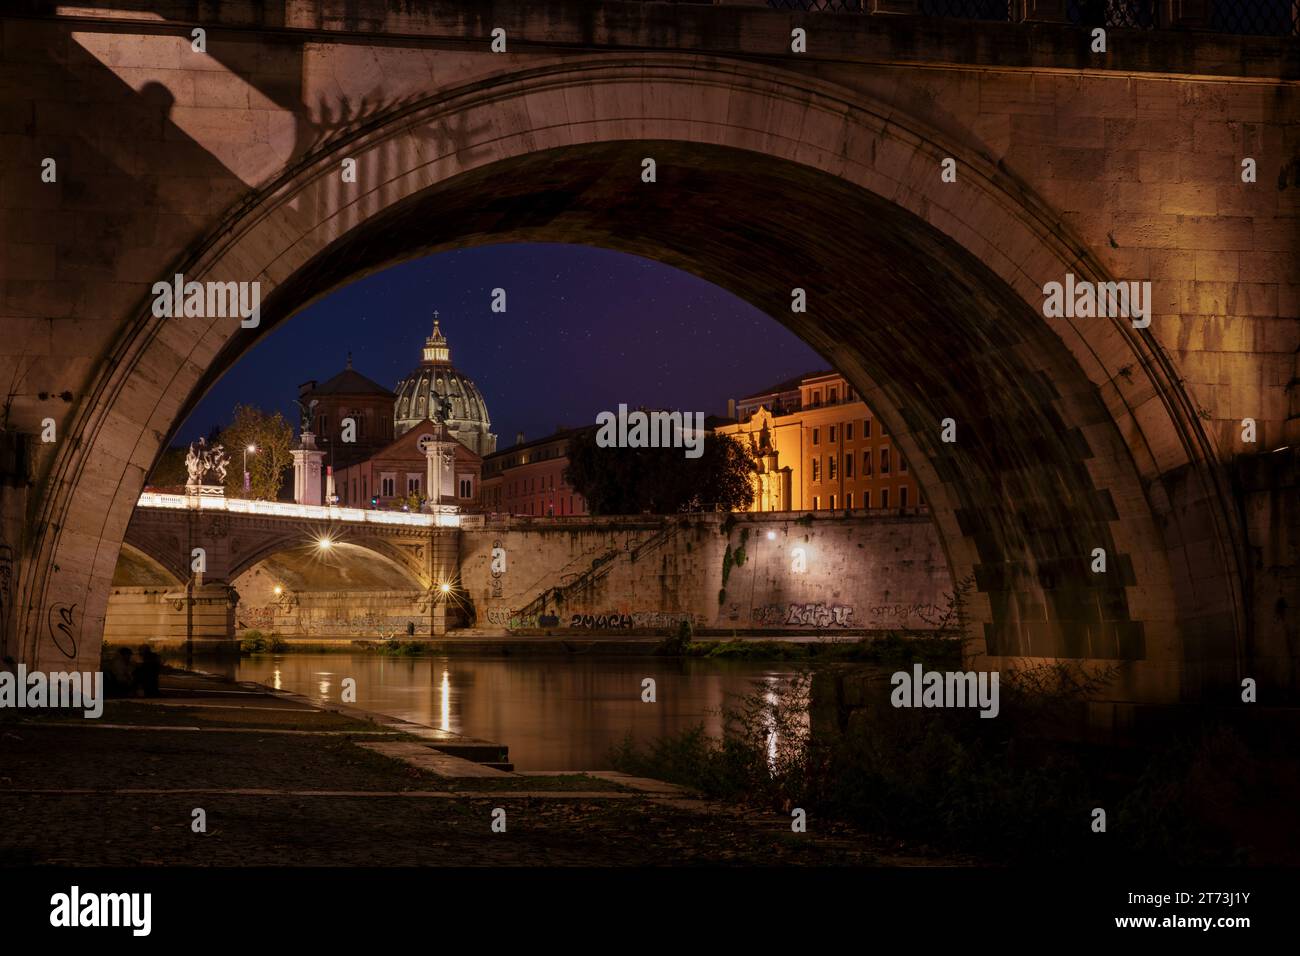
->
[115,493,462,645]
[122,493,460,590]
[0,1,1295,702]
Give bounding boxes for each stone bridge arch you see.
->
[17,55,1254,700]
[223,534,432,591]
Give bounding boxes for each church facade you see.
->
[300,318,493,511]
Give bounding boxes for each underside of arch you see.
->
[22,58,1242,703]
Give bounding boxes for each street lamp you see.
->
[243,444,257,493]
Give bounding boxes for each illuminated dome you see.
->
[393,317,497,456]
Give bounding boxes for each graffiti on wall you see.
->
[869,603,945,626]
[487,608,560,629]
[46,602,79,657]
[238,606,274,630]
[566,610,703,630]
[751,602,855,628]
[302,611,391,634]
[630,610,700,629]
[489,538,504,599]
[570,612,633,629]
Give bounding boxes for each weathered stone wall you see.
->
[459,512,952,634]
[232,563,432,639]
[104,583,235,650]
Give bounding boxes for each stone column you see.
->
[292,432,325,505]
[425,444,438,507]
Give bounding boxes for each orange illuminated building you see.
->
[716,371,923,513]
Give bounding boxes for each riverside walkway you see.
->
[0,670,922,866]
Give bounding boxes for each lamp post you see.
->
[243,444,256,493]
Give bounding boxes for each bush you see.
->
[239,630,287,653]
[654,619,694,656]
[609,662,1257,863]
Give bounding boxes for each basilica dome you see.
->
[393,318,497,457]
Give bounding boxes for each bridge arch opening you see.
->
[24,59,1243,701]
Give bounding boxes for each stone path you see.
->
[0,669,932,866]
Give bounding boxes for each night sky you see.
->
[180,243,826,448]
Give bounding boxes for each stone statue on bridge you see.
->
[185,438,230,488]
[294,396,319,435]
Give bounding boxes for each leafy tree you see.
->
[565,428,756,515]
[216,404,294,500]
[146,445,189,489]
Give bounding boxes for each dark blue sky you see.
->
[180,243,826,448]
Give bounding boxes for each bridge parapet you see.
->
[137,492,461,529]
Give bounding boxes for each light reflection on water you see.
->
[231,653,805,771]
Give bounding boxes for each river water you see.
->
[232,653,805,770]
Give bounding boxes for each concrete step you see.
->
[357,741,514,778]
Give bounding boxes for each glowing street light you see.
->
[317,536,333,551]
[767,531,776,541]
[439,582,451,594]
[243,444,257,493]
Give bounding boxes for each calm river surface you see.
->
[232,653,804,770]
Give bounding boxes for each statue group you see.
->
[185,438,230,488]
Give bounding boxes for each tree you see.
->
[216,404,294,500]
[565,429,756,515]
[146,445,188,489]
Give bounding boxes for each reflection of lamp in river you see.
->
[440,669,450,732]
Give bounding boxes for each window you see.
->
[846,492,853,509]
[811,457,820,482]
[811,391,821,407]
[845,454,854,479]
[863,418,872,438]
[829,425,836,443]
[899,486,909,508]
[863,490,870,508]
[380,475,395,497]
[829,387,838,404]
[880,488,890,509]
[811,427,820,446]
[812,496,819,510]
[863,450,872,476]
[459,477,473,498]
[317,414,328,435]
[407,475,421,494]
[845,422,854,441]
[829,494,836,509]
[881,448,891,474]
[829,456,837,480]
[900,456,908,473]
